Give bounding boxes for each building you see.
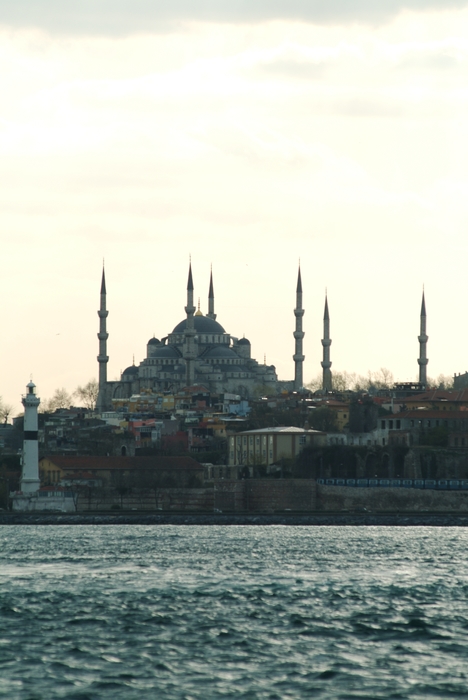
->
[39,455,204,488]
[97,264,296,410]
[228,427,325,469]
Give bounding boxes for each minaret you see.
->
[418,290,428,387]
[293,266,305,391]
[21,381,41,494]
[321,294,332,391]
[183,262,197,386]
[97,267,109,412]
[207,267,216,320]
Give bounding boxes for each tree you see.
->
[308,407,339,432]
[0,399,13,424]
[426,374,454,390]
[75,379,99,410]
[40,388,73,412]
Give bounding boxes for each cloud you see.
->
[1,0,468,35]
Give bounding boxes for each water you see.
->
[1,526,468,699]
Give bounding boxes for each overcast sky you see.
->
[2,1,468,411]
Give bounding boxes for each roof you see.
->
[122,365,139,376]
[391,410,468,420]
[202,346,238,360]
[237,337,250,345]
[172,316,225,335]
[147,337,160,345]
[41,456,204,471]
[235,427,325,435]
[149,345,181,358]
[403,390,468,403]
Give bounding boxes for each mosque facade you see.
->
[96,265,297,411]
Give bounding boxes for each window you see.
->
[396,420,401,429]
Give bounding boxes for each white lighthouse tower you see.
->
[20,380,41,494]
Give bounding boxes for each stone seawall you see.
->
[318,484,468,512]
[214,479,316,512]
[76,488,214,512]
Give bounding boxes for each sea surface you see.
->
[1,525,468,699]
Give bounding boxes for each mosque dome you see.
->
[172,316,225,334]
[122,365,139,376]
[150,346,181,359]
[238,337,251,345]
[147,337,160,345]
[202,346,238,360]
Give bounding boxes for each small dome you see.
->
[122,365,139,376]
[172,316,225,334]
[147,337,160,345]
[238,337,251,345]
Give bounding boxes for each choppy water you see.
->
[1,526,468,699]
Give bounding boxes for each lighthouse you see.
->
[20,381,41,494]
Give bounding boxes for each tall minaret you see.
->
[183,262,197,386]
[97,267,109,412]
[293,266,305,391]
[418,290,428,387]
[207,267,216,320]
[321,294,332,392]
[21,381,41,494]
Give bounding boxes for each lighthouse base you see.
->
[11,490,76,513]
[20,478,41,494]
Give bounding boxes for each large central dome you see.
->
[172,316,226,334]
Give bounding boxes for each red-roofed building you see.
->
[40,455,204,488]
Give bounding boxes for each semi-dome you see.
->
[151,346,182,358]
[122,365,139,376]
[202,346,239,360]
[172,316,225,334]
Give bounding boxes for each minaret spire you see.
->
[207,266,216,320]
[321,293,332,391]
[183,261,196,386]
[293,265,305,391]
[418,289,428,387]
[97,265,109,412]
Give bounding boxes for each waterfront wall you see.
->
[214,479,317,513]
[317,484,468,512]
[76,488,214,512]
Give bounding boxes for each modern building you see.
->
[228,426,325,468]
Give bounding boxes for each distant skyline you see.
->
[2,1,468,412]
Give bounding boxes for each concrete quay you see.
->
[2,512,468,526]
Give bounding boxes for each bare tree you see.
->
[426,374,454,390]
[0,399,13,424]
[74,379,99,410]
[40,388,73,412]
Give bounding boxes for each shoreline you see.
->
[2,512,468,526]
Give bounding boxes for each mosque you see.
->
[95,262,429,412]
[96,264,305,411]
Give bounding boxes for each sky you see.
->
[2,0,468,413]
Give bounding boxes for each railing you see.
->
[317,478,468,490]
